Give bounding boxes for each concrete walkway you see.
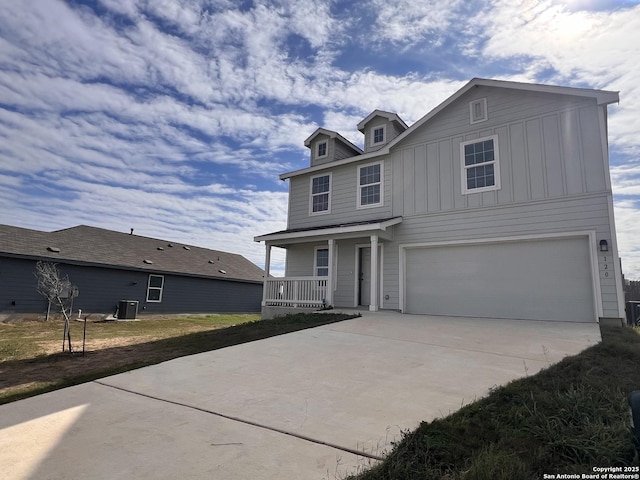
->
[0,312,601,480]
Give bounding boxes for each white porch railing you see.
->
[264,277,328,307]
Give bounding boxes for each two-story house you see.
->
[255,78,625,324]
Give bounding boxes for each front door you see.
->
[359,247,371,306]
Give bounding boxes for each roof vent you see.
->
[143,259,153,264]
[218,269,227,274]
[168,243,173,247]
[208,260,215,264]
[47,246,61,253]
[157,247,164,251]
[183,246,190,250]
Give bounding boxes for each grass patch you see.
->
[350,325,640,479]
[0,312,357,405]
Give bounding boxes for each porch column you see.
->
[261,243,271,307]
[327,239,335,306]
[370,234,379,311]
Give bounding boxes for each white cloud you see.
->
[475,0,640,150]
[369,0,465,46]
[2,0,640,283]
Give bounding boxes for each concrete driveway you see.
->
[0,311,601,480]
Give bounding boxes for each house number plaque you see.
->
[600,255,610,278]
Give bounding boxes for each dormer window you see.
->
[316,141,328,159]
[371,125,386,146]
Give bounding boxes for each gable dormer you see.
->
[304,128,363,167]
[357,110,408,153]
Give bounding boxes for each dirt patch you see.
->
[0,321,214,400]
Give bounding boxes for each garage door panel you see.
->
[405,237,595,322]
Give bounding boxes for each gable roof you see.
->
[281,78,619,180]
[0,224,264,283]
[357,109,408,132]
[303,127,363,154]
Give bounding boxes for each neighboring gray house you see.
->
[0,225,264,315]
[255,78,625,324]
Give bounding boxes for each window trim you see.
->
[314,246,329,277]
[316,140,328,159]
[460,135,501,195]
[146,274,164,303]
[469,98,488,124]
[357,161,384,209]
[309,172,332,215]
[370,124,386,146]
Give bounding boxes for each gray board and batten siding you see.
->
[283,84,620,319]
[288,87,610,230]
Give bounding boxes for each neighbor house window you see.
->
[316,140,328,159]
[460,135,500,194]
[371,125,386,145]
[310,173,331,214]
[358,161,383,208]
[314,247,329,276]
[146,274,164,302]
[469,98,488,124]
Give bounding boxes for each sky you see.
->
[1,0,640,279]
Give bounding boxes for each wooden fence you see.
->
[624,280,640,301]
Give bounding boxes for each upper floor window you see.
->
[460,135,501,194]
[470,98,488,124]
[310,173,331,214]
[358,161,383,208]
[316,140,328,159]
[146,274,164,302]
[314,247,329,276]
[371,125,386,146]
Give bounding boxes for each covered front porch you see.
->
[254,217,402,317]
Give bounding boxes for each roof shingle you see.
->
[0,225,264,283]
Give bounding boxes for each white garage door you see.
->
[404,237,595,322]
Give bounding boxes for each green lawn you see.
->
[0,313,258,361]
[349,325,640,479]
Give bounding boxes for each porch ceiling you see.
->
[253,216,402,247]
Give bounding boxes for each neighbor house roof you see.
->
[0,224,264,283]
[280,77,620,180]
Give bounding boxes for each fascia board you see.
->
[254,217,402,243]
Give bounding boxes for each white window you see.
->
[470,98,488,124]
[358,161,383,208]
[314,247,329,276]
[146,274,164,302]
[371,125,386,146]
[460,135,501,194]
[316,140,328,159]
[310,173,331,214]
